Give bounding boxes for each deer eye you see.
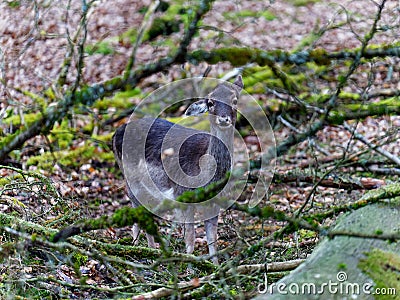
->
[232,99,237,105]
[207,99,215,107]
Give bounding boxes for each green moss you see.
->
[26,142,113,170]
[43,88,57,101]
[243,67,274,88]
[72,252,88,267]
[305,61,328,74]
[92,132,114,143]
[10,287,53,299]
[175,176,229,205]
[145,18,181,41]
[294,33,320,51]
[85,41,114,55]
[309,48,330,65]
[7,1,21,8]
[72,206,159,241]
[2,113,42,128]
[261,11,277,21]
[191,47,267,67]
[190,47,281,68]
[328,97,400,125]
[114,206,159,236]
[287,0,321,7]
[0,177,11,186]
[0,173,23,186]
[50,119,75,149]
[223,9,276,22]
[305,90,361,106]
[0,130,22,152]
[120,27,138,44]
[338,91,361,101]
[82,121,94,134]
[360,183,400,202]
[142,2,188,41]
[119,2,186,45]
[95,87,142,111]
[167,116,210,130]
[298,229,317,241]
[358,249,400,299]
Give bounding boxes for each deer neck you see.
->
[208,126,234,181]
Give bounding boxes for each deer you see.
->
[112,76,243,264]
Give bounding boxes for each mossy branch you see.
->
[175,172,230,203]
[188,44,400,67]
[231,203,321,234]
[232,184,400,238]
[303,184,400,224]
[327,230,400,242]
[51,206,163,245]
[273,170,385,190]
[0,211,214,270]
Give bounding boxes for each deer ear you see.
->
[185,99,208,116]
[233,75,243,90]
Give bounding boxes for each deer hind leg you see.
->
[131,223,140,244]
[127,188,156,248]
[184,223,195,254]
[204,216,219,264]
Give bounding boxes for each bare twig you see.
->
[124,0,160,80]
[71,0,90,95]
[343,122,400,167]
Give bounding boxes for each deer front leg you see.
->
[131,224,156,248]
[204,216,219,264]
[176,206,195,253]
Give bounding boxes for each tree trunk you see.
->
[254,202,400,299]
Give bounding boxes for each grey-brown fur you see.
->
[112,76,243,263]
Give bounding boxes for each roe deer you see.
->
[112,76,243,263]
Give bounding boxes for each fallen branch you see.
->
[51,206,164,247]
[131,259,304,300]
[226,259,304,275]
[327,230,400,241]
[367,165,400,175]
[274,171,385,190]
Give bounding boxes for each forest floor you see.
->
[1,0,399,298]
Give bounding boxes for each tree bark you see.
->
[254,201,400,299]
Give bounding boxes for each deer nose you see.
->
[216,115,232,127]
